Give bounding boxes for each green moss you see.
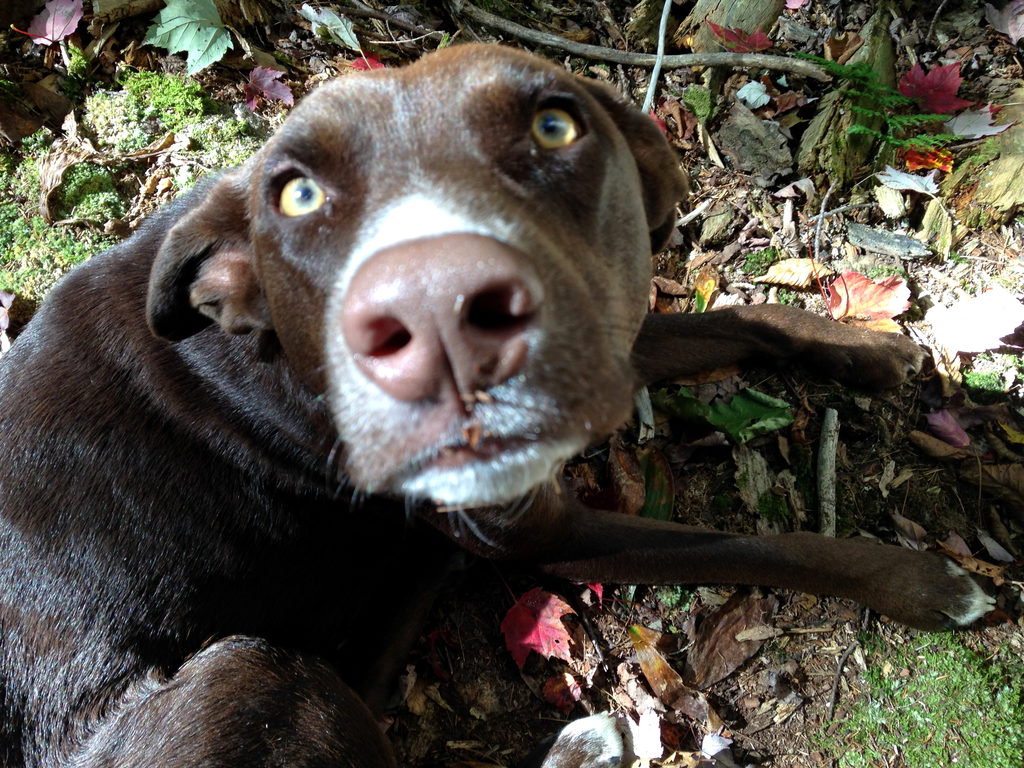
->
[817,634,1024,768]
[83,70,213,152]
[0,131,118,303]
[862,263,905,279]
[743,247,780,277]
[756,490,790,524]
[0,204,115,300]
[54,163,125,221]
[682,85,714,124]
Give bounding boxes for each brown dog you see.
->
[0,45,990,767]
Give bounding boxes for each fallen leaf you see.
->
[707,22,771,53]
[905,148,953,172]
[684,591,778,688]
[944,104,1012,138]
[243,67,294,111]
[541,673,582,713]
[692,266,719,313]
[23,0,82,46]
[299,3,360,51]
[774,177,816,199]
[638,447,675,522]
[500,588,575,669]
[143,0,232,75]
[875,166,939,196]
[977,530,1015,563]
[936,540,1006,581]
[629,624,687,701]
[909,429,976,460]
[737,81,770,109]
[898,62,973,114]
[708,389,794,444]
[925,410,971,448]
[350,52,385,70]
[985,0,1024,44]
[825,271,910,321]
[628,709,665,761]
[926,287,1024,353]
[752,257,832,289]
[891,510,927,551]
[960,463,1024,511]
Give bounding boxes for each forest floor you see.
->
[1,0,1022,766]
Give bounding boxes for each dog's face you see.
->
[146,45,686,507]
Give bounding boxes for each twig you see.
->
[812,181,837,263]
[641,0,674,114]
[827,639,859,720]
[335,5,444,38]
[926,0,949,45]
[446,0,830,81]
[806,202,874,222]
[817,407,838,537]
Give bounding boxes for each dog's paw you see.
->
[539,713,629,768]
[802,324,924,391]
[870,553,995,631]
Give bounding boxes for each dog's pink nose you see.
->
[341,234,541,402]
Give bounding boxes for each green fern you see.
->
[797,52,958,153]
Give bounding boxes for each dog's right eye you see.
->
[279,177,325,217]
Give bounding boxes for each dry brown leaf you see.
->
[752,258,833,289]
[935,541,1006,582]
[960,463,1024,510]
[684,591,778,689]
[908,429,976,460]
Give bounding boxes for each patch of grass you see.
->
[817,634,1024,768]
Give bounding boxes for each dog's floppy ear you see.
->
[579,79,689,252]
[147,170,272,341]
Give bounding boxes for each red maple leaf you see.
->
[243,67,294,112]
[826,271,911,321]
[707,21,772,53]
[15,0,83,46]
[500,587,575,669]
[898,63,974,114]
[905,147,953,172]
[350,53,385,70]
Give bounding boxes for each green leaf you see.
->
[298,3,360,52]
[706,389,793,444]
[638,448,674,521]
[144,0,232,75]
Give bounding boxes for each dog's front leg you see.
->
[631,305,924,390]
[425,491,991,632]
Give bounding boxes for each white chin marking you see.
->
[399,438,580,507]
[942,560,996,626]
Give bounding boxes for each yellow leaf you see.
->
[752,258,833,289]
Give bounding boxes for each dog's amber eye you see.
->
[279,177,325,217]
[530,108,579,149]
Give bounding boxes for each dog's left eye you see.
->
[279,177,325,217]
[531,108,580,149]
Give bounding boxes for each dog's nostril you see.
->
[364,317,412,357]
[466,285,534,333]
